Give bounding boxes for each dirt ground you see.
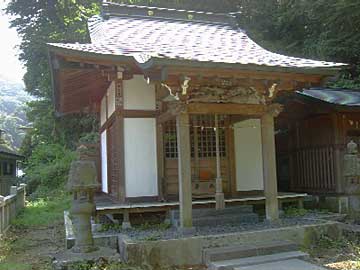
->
[0,220,205,270]
[1,214,359,270]
[0,220,64,270]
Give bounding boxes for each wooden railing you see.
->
[290,145,337,193]
[0,176,15,196]
[0,184,26,235]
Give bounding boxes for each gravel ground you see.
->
[99,213,333,241]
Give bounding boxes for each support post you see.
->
[115,78,126,203]
[176,112,193,230]
[332,113,343,193]
[122,209,131,229]
[261,104,282,222]
[215,114,225,210]
[156,121,165,201]
[10,186,17,196]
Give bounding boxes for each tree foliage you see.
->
[6,0,100,159]
[24,143,75,198]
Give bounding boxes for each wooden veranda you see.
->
[95,192,307,218]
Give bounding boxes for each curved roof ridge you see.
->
[101,1,238,26]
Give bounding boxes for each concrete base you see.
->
[52,247,120,270]
[122,222,132,230]
[215,192,225,210]
[178,226,196,236]
[319,195,349,213]
[65,211,118,250]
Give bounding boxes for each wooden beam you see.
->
[122,110,158,118]
[187,103,267,115]
[166,67,324,83]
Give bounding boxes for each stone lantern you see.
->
[53,145,119,269]
[67,145,100,253]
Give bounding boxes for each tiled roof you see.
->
[298,88,360,106]
[49,3,346,70]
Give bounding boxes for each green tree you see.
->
[6,0,101,157]
[269,0,360,88]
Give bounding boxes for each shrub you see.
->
[12,193,70,228]
[284,206,308,217]
[23,143,76,198]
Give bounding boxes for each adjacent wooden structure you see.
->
[0,131,23,196]
[277,88,360,196]
[48,2,345,228]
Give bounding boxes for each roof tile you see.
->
[49,9,346,69]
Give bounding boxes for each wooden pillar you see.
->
[115,78,126,202]
[193,117,200,180]
[332,113,343,193]
[261,104,282,222]
[156,121,165,201]
[176,112,193,229]
[215,114,225,209]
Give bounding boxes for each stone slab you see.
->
[234,259,327,270]
[203,240,298,264]
[209,251,308,269]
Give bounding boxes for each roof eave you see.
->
[296,91,360,111]
[47,44,347,77]
[47,44,136,64]
[0,151,24,160]
[137,57,346,77]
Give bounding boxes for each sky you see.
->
[0,1,25,83]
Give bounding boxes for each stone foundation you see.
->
[118,221,342,268]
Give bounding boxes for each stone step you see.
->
[172,212,259,227]
[203,240,299,265]
[234,259,327,270]
[208,251,309,270]
[170,205,254,220]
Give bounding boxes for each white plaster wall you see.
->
[101,130,108,193]
[234,119,264,191]
[124,118,158,197]
[107,81,116,117]
[100,95,107,126]
[123,75,156,110]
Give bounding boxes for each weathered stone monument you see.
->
[343,140,360,213]
[53,145,119,269]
